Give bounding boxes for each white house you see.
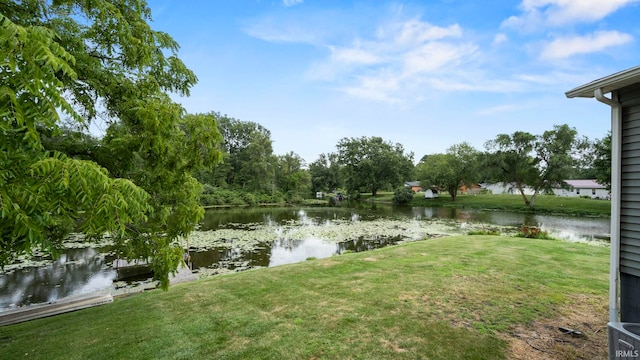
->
[480,183,535,195]
[552,179,609,199]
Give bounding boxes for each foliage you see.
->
[592,132,612,191]
[200,187,244,206]
[336,136,414,196]
[309,152,342,193]
[213,112,277,193]
[275,152,311,200]
[467,226,501,236]
[416,142,479,201]
[1,1,223,289]
[392,187,415,204]
[484,124,587,208]
[199,187,293,207]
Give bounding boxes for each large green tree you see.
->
[416,142,479,201]
[275,152,311,201]
[1,1,222,289]
[336,136,414,196]
[214,113,276,193]
[309,153,341,194]
[484,124,585,207]
[592,132,612,191]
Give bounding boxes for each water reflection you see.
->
[0,248,114,310]
[269,238,336,266]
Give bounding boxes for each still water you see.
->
[0,206,610,311]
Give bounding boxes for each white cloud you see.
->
[313,18,479,103]
[402,42,477,75]
[394,19,462,44]
[492,33,508,46]
[540,30,633,59]
[475,104,519,116]
[244,19,318,43]
[329,46,382,65]
[282,0,303,7]
[248,9,547,105]
[502,0,638,30]
[342,72,402,104]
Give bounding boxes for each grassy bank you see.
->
[364,192,611,217]
[0,236,609,359]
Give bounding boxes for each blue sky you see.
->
[147,0,640,164]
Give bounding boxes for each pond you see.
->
[0,205,610,311]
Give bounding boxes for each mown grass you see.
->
[363,192,611,217]
[0,236,609,359]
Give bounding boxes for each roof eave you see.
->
[565,65,640,99]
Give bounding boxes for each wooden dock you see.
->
[0,292,113,326]
[0,262,197,326]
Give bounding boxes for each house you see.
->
[481,180,609,198]
[566,65,640,357]
[404,181,423,192]
[480,182,535,195]
[552,179,609,199]
[460,183,482,194]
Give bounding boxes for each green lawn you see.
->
[0,236,609,359]
[363,192,611,217]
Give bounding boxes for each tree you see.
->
[336,136,414,196]
[214,113,276,193]
[1,1,222,289]
[483,131,537,205]
[484,124,585,207]
[309,153,342,193]
[592,132,612,191]
[275,152,311,201]
[416,142,479,201]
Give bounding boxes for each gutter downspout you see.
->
[595,88,622,323]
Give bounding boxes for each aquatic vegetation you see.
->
[516,225,555,240]
[183,217,518,253]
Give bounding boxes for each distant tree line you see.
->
[43,113,612,211]
[187,118,612,208]
[415,124,611,207]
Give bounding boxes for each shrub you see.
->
[516,225,554,240]
[241,192,257,206]
[201,183,216,194]
[468,227,500,236]
[393,187,415,204]
[199,187,244,206]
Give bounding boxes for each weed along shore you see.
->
[0,235,609,359]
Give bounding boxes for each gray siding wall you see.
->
[620,82,640,277]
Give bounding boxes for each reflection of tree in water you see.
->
[200,208,304,231]
[0,248,113,310]
[188,244,272,270]
[338,236,402,253]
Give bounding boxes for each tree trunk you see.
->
[516,183,530,206]
[449,186,457,201]
[528,188,540,208]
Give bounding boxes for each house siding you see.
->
[620,83,640,280]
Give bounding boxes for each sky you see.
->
[145,0,640,164]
